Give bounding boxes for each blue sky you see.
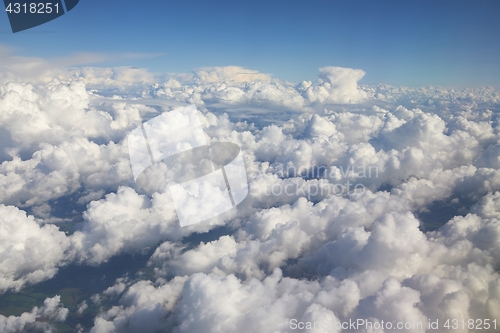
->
[1,0,500,87]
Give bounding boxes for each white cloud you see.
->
[0,205,70,292]
[0,296,68,333]
[303,66,368,104]
[0,46,162,85]
[194,66,272,83]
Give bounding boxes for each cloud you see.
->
[0,296,67,333]
[0,46,162,84]
[302,66,368,104]
[70,187,178,265]
[194,66,272,83]
[0,205,70,292]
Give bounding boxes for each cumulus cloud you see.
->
[302,66,368,104]
[0,205,70,292]
[1,59,500,333]
[0,296,68,333]
[70,187,178,265]
[0,46,162,85]
[194,66,272,83]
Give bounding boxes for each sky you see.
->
[1,0,500,87]
[1,1,500,332]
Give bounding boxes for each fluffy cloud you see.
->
[70,187,179,265]
[0,296,68,333]
[302,66,368,104]
[0,205,70,292]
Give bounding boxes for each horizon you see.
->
[1,0,500,88]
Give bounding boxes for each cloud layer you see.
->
[0,62,499,332]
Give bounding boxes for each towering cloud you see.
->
[302,66,368,104]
